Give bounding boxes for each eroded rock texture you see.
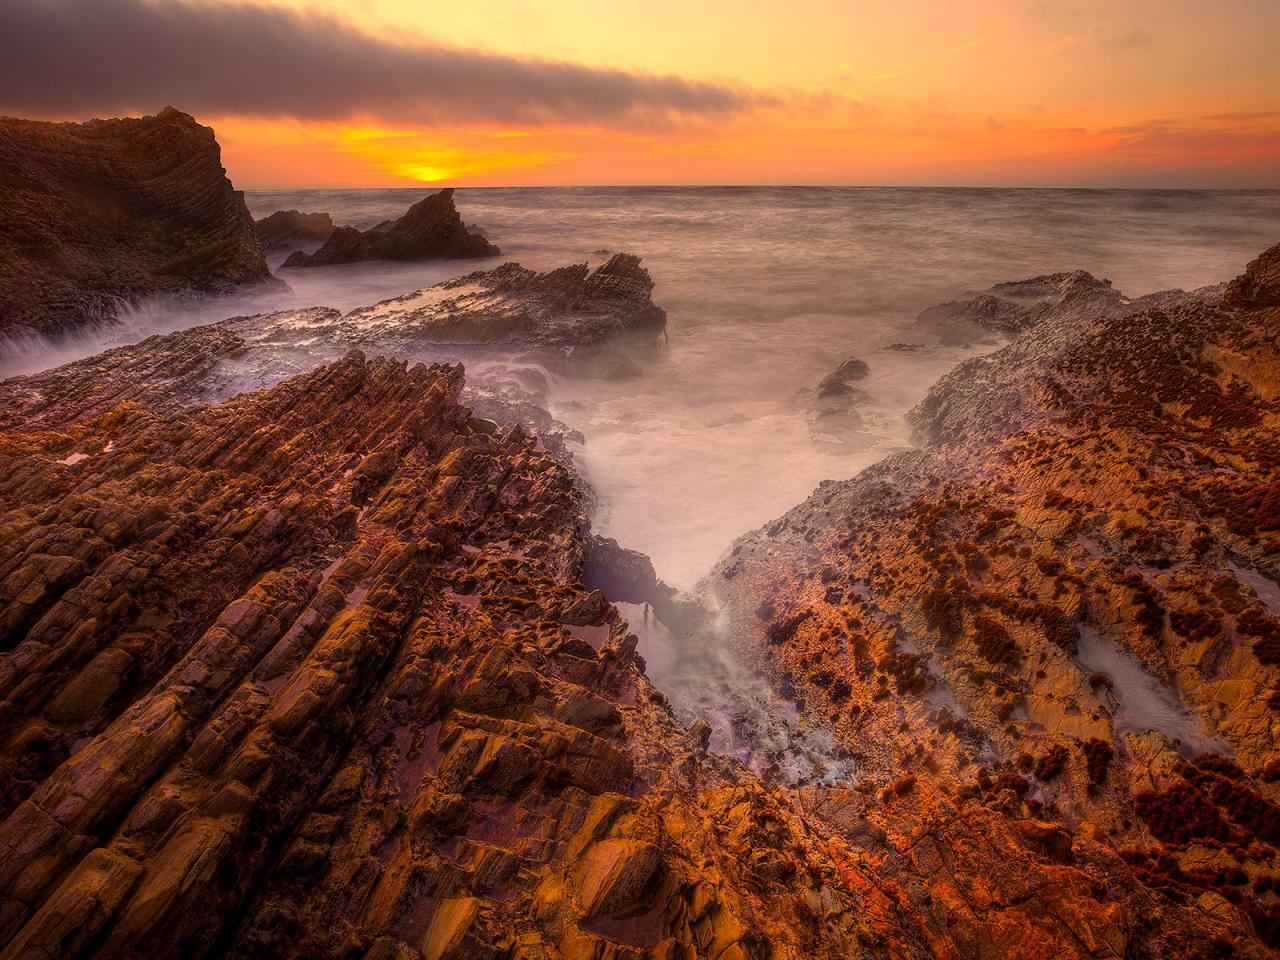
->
[4,242,1279,959]
[253,210,335,252]
[0,350,897,960]
[282,190,498,268]
[0,108,271,340]
[0,254,667,435]
[716,245,1280,956]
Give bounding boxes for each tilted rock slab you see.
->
[0,350,894,959]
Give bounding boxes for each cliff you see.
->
[282,189,498,268]
[0,108,271,339]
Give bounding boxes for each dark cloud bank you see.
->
[0,0,764,126]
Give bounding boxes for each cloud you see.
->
[0,0,767,127]
[1202,110,1280,126]
[1104,29,1155,50]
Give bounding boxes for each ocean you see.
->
[7,186,1280,594]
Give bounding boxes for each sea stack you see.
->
[0,107,271,339]
[281,188,499,268]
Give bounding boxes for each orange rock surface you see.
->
[1,243,1278,958]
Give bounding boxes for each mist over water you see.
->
[4,186,1278,775]
[249,187,1280,591]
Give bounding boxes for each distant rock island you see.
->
[281,188,499,268]
[0,107,271,339]
[253,209,335,251]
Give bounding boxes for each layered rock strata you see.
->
[0,108,270,340]
[0,350,889,960]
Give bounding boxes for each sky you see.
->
[1,0,1278,188]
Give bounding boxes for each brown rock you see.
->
[0,107,271,339]
[282,189,497,267]
[715,241,1280,958]
[1224,241,1280,309]
[253,209,335,251]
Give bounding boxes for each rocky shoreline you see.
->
[0,148,1278,957]
[714,241,1280,956]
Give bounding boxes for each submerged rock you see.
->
[282,188,498,267]
[816,356,869,397]
[0,107,271,339]
[794,356,872,450]
[253,209,335,251]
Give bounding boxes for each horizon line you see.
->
[240,182,1280,192]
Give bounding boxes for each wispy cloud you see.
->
[0,0,769,127]
[1104,28,1155,50]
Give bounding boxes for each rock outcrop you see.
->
[0,255,668,427]
[1225,241,1280,310]
[0,350,886,960]
[282,189,498,268]
[4,242,1279,958]
[715,248,1280,956]
[342,254,665,351]
[817,357,869,398]
[0,107,271,340]
[913,269,1206,344]
[253,210,335,251]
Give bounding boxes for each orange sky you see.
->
[7,0,1280,187]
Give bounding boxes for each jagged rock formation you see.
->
[715,245,1280,955]
[914,269,1207,344]
[0,255,667,428]
[343,254,665,351]
[0,107,271,340]
[1226,241,1280,310]
[282,189,497,268]
[0,350,891,959]
[253,210,335,252]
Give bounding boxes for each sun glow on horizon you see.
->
[42,0,1280,188]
